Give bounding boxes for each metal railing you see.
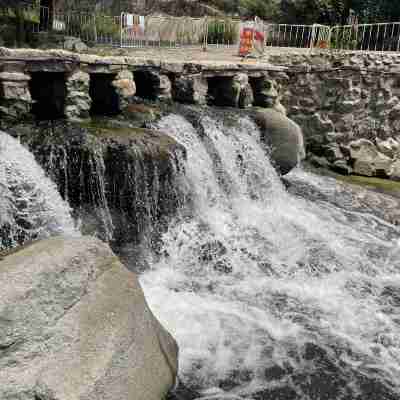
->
[330,22,400,52]
[205,18,240,48]
[119,16,241,49]
[120,14,207,48]
[47,12,122,45]
[29,10,400,53]
[264,24,314,48]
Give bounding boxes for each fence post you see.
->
[203,16,208,51]
[327,26,333,50]
[120,12,123,48]
[93,14,98,44]
[310,24,316,51]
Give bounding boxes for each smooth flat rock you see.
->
[0,236,178,400]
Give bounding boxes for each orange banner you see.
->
[239,27,254,57]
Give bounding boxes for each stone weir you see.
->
[1,47,400,179]
[0,47,290,121]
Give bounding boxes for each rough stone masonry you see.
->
[1,47,400,180]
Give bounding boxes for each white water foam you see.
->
[141,114,400,397]
[0,131,78,250]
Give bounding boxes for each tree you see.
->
[239,0,278,20]
[278,0,400,25]
[278,0,343,24]
[351,0,400,22]
[0,0,32,45]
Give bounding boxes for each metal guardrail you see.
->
[264,24,314,48]
[119,15,241,49]
[30,11,400,53]
[120,14,207,48]
[262,24,331,49]
[330,22,400,52]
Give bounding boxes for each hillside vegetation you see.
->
[51,0,400,23]
[1,0,400,22]
[1,0,400,47]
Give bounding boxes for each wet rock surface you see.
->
[2,117,185,271]
[0,236,178,400]
[0,72,32,119]
[1,47,399,182]
[285,166,400,226]
[173,74,208,105]
[253,108,305,175]
[65,70,91,120]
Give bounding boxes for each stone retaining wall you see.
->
[264,52,400,180]
[1,48,399,179]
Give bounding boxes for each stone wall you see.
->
[264,52,400,180]
[1,48,400,179]
[0,71,31,119]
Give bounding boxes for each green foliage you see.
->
[0,0,40,22]
[278,0,346,24]
[351,0,400,22]
[209,0,239,15]
[330,27,358,49]
[94,15,120,38]
[239,0,278,20]
[206,18,238,44]
[278,0,400,25]
[79,14,120,41]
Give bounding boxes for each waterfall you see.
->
[21,122,185,267]
[141,115,400,398]
[0,131,77,251]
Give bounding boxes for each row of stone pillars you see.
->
[0,67,284,121]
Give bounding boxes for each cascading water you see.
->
[0,131,77,250]
[141,114,400,399]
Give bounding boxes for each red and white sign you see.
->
[239,18,265,57]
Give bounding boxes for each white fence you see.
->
[330,22,400,52]
[33,11,400,53]
[120,14,208,48]
[263,24,331,49]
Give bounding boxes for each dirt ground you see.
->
[91,44,314,65]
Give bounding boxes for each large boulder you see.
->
[376,137,399,158]
[348,139,392,177]
[389,158,400,181]
[63,36,88,52]
[0,236,178,400]
[253,108,306,175]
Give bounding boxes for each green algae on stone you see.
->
[336,174,400,197]
[78,118,180,162]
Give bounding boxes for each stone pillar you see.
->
[112,69,136,110]
[210,73,253,108]
[239,80,254,109]
[155,73,172,101]
[235,73,254,109]
[65,70,91,120]
[0,72,32,119]
[252,76,286,115]
[173,74,208,105]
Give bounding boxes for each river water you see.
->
[1,113,399,399]
[140,114,400,399]
[0,131,77,251]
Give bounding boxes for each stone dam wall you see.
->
[267,52,400,180]
[1,48,400,179]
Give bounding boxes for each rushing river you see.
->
[1,112,399,399]
[140,114,400,399]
